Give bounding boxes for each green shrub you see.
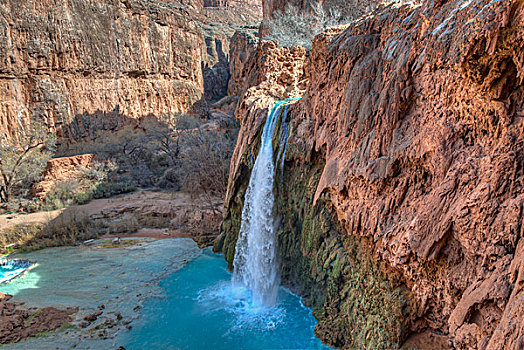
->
[90,181,137,199]
[43,180,82,210]
[74,192,92,205]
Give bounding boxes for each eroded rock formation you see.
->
[261,0,383,35]
[219,0,524,348]
[0,0,261,140]
[0,292,77,344]
[32,154,97,199]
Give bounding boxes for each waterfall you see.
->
[232,100,292,307]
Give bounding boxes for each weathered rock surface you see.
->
[263,0,373,19]
[220,0,524,348]
[198,1,261,102]
[0,0,206,139]
[0,0,261,140]
[85,190,224,247]
[32,154,97,199]
[0,292,77,344]
[261,0,383,35]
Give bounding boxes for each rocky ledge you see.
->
[0,292,77,344]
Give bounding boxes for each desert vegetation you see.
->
[1,113,237,214]
[0,209,97,255]
[266,3,345,48]
[265,0,409,48]
[0,112,238,252]
[0,122,56,204]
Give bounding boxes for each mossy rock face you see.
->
[219,108,414,349]
[278,160,413,349]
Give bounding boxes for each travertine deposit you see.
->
[219,0,524,348]
[0,292,77,344]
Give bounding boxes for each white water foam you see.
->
[232,101,289,307]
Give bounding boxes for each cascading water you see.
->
[232,100,294,307]
[2,97,329,349]
[277,104,291,176]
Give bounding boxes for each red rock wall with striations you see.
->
[227,0,524,347]
[0,0,206,140]
[0,0,263,141]
[286,0,524,347]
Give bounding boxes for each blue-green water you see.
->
[122,249,328,350]
[2,239,329,350]
[0,259,32,284]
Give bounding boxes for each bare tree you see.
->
[178,129,235,212]
[143,120,179,166]
[0,122,56,203]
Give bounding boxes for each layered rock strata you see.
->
[0,0,261,140]
[0,0,205,139]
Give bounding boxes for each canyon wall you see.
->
[0,0,261,140]
[218,0,524,348]
[0,0,205,139]
[262,0,381,29]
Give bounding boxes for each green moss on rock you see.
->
[217,107,414,348]
[276,159,413,349]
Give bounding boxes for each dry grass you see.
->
[137,215,172,229]
[104,213,140,234]
[96,239,141,249]
[0,209,99,254]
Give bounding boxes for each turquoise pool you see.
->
[0,259,32,284]
[1,239,330,349]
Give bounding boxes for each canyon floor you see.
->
[0,189,225,346]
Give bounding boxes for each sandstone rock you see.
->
[227,31,259,97]
[223,0,524,348]
[32,154,97,199]
[84,311,103,322]
[84,190,224,246]
[0,0,206,140]
[0,0,262,141]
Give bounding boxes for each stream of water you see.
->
[232,100,290,307]
[0,100,330,349]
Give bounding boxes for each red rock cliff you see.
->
[221,0,524,348]
[0,0,207,139]
[0,0,261,140]
[297,0,524,347]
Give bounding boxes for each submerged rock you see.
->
[84,311,103,322]
[0,293,77,344]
